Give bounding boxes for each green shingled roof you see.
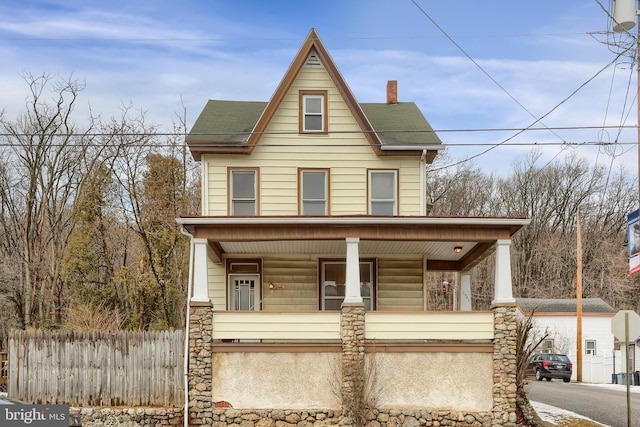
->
[360,102,441,146]
[187,100,267,144]
[516,298,616,314]
[187,100,443,146]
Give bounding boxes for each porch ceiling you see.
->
[177,216,530,271]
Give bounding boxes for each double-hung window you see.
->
[368,170,397,215]
[300,169,329,215]
[229,168,258,216]
[300,91,327,133]
[320,259,375,310]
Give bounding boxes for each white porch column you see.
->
[343,237,362,304]
[459,272,472,311]
[191,238,211,303]
[493,239,515,305]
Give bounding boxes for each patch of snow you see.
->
[530,401,609,426]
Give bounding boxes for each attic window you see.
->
[300,90,328,134]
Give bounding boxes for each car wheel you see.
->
[535,369,543,381]
[545,377,552,381]
[563,378,570,383]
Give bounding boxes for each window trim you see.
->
[585,340,596,356]
[226,258,262,311]
[542,339,555,354]
[299,90,328,134]
[318,258,377,310]
[367,169,398,215]
[298,168,330,215]
[228,167,259,216]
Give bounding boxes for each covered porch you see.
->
[178,216,528,425]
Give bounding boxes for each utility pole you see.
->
[576,208,583,383]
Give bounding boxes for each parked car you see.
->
[530,353,572,382]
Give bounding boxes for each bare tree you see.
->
[0,72,102,328]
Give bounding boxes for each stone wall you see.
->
[187,303,519,426]
[205,408,492,427]
[70,407,182,426]
[189,303,214,425]
[491,305,518,426]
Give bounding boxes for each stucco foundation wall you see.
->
[212,352,341,409]
[372,352,493,411]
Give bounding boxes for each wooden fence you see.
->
[0,351,7,392]
[8,330,184,407]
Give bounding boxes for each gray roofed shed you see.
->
[516,298,616,315]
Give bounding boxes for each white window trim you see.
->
[300,169,328,215]
[300,92,327,133]
[230,169,257,216]
[585,340,596,356]
[368,170,398,215]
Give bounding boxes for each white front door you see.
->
[229,274,260,310]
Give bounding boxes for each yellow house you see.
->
[179,29,529,427]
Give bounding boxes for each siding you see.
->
[262,256,318,310]
[206,255,425,312]
[204,66,422,216]
[377,258,424,311]
[209,260,226,309]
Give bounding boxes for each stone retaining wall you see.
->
[70,407,183,426]
[70,406,497,427]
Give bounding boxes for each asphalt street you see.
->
[526,380,640,427]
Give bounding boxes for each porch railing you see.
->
[211,311,494,342]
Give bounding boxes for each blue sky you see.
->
[0,0,637,177]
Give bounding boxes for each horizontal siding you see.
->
[209,261,226,309]
[365,312,494,340]
[377,258,424,311]
[204,66,422,216]
[211,312,340,340]
[263,257,318,311]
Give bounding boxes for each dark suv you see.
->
[530,353,572,382]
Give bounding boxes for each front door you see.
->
[229,274,260,310]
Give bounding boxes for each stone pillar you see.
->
[492,305,518,426]
[459,272,472,311]
[340,302,366,419]
[343,237,362,304]
[188,303,213,426]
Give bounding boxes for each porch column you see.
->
[459,272,472,311]
[191,238,210,303]
[343,237,362,304]
[493,239,515,305]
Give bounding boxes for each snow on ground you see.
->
[531,401,609,426]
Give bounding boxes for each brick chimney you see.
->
[386,80,398,104]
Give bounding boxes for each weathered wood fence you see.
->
[0,351,7,392]
[8,330,184,407]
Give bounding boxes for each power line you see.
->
[0,141,634,149]
[0,125,636,138]
[0,33,598,43]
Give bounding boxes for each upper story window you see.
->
[229,168,258,216]
[300,90,327,133]
[368,170,397,215]
[299,169,329,215]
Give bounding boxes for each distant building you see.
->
[517,297,620,383]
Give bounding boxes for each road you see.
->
[525,380,640,427]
